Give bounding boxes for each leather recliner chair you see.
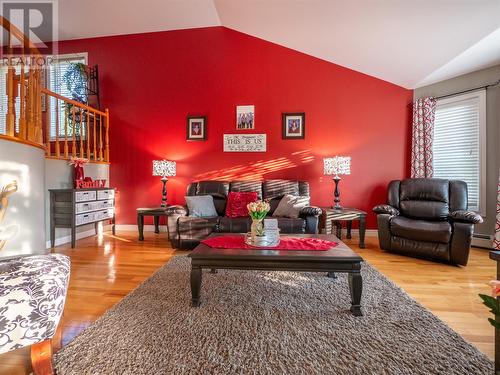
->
[373,178,483,266]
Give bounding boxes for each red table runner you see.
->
[201,236,338,251]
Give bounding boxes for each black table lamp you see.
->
[323,156,351,209]
[152,160,176,207]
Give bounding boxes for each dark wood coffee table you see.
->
[188,233,364,316]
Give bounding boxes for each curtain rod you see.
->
[433,79,500,100]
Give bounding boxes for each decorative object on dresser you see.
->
[49,187,116,248]
[320,207,367,248]
[69,157,89,188]
[323,156,351,209]
[372,178,483,265]
[186,116,207,141]
[137,207,171,241]
[282,112,305,139]
[152,160,176,207]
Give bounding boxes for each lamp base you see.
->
[333,177,341,210]
[160,177,168,207]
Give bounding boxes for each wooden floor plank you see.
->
[0,232,494,374]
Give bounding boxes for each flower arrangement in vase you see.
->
[69,157,89,188]
[247,200,270,239]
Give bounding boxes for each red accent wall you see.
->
[56,26,413,228]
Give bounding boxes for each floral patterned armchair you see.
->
[0,254,70,374]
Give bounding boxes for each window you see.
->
[433,90,486,213]
[0,53,87,137]
[48,53,87,138]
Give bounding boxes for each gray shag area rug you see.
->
[54,256,493,375]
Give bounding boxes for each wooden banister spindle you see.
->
[99,114,103,161]
[71,107,76,157]
[104,109,109,162]
[93,112,97,161]
[86,111,90,158]
[79,108,84,157]
[64,105,69,158]
[19,64,26,139]
[6,65,15,136]
[45,92,51,156]
[55,100,60,157]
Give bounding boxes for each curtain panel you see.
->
[411,97,436,178]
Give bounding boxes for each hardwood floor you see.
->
[0,231,495,374]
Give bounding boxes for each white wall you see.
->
[0,139,46,260]
[45,159,109,247]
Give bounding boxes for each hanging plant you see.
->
[63,62,88,104]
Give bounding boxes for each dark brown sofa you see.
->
[167,180,322,249]
[373,178,483,266]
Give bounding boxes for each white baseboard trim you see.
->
[472,234,493,249]
[115,224,168,232]
[46,225,113,249]
[46,228,96,249]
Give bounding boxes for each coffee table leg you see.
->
[327,272,337,279]
[210,268,217,274]
[348,272,363,316]
[190,266,202,307]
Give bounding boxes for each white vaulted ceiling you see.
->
[53,0,500,88]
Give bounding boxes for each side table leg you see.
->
[190,266,202,307]
[346,221,352,239]
[336,221,342,239]
[154,215,160,234]
[359,216,366,249]
[348,272,363,316]
[137,214,144,241]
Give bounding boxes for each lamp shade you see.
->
[323,156,351,176]
[152,160,176,177]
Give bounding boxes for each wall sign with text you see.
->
[223,134,266,152]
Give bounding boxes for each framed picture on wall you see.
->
[282,113,305,139]
[187,116,207,141]
[236,105,255,130]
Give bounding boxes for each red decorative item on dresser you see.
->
[69,157,89,188]
[225,191,258,218]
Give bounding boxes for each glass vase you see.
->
[251,218,264,239]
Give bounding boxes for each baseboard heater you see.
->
[472,233,493,249]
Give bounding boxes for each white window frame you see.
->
[47,52,88,140]
[434,90,486,215]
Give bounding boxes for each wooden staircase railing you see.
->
[1,15,110,163]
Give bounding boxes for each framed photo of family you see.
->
[236,105,255,130]
[186,116,207,141]
[282,112,305,139]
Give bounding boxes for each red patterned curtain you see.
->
[411,97,436,178]
[494,173,500,250]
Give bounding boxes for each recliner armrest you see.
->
[373,204,400,216]
[166,205,188,216]
[299,206,323,217]
[450,210,483,224]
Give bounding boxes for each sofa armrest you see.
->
[373,204,399,216]
[450,210,483,224]
[299,206,323,217]
[166,205,188,245]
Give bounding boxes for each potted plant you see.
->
[479,282,500,374]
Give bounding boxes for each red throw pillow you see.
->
[225,192,258,218]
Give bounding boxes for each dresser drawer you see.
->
[75,190,97,202]
[95,208,114,221]
[76,212,96,226]
[75,201,99,214]
[98,200,114,210]
[97,189,115,200]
